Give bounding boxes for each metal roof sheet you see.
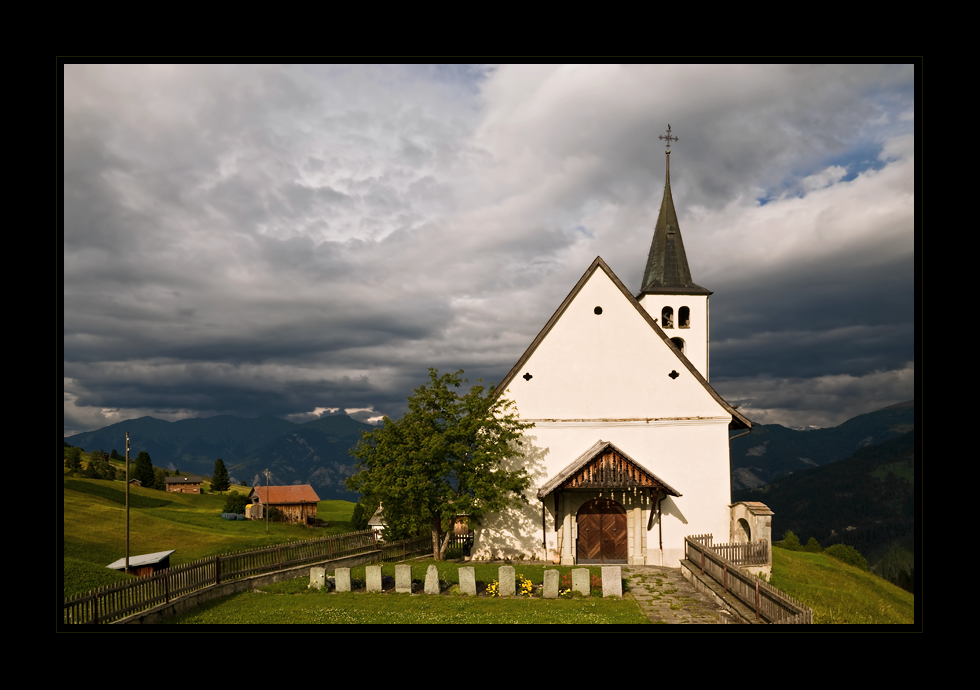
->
[252,484,321,504]
[164,476,202,484]
[640,151,710,296]
[106,550,176,570]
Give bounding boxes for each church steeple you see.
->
[636,125,711,381]
[639,125,710,297]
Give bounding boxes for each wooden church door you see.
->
[576,498,628,564]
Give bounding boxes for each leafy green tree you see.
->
[212,458,230,492]
[110,449,121,461]
[779,530,801,551]
[350,496,379,531]
[804,537,823,553]
[64,446,82,472]
[346,368,534,560]
[350,501,366,531]
[824,543,868,571]
[132,451,155,487]
[224,492,250,515]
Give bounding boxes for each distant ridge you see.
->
[730,400,915,490]
[64,414,374,500]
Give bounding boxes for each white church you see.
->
[471,130,754,568]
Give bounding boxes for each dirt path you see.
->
[624,565,738,624]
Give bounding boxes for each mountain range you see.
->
[64,414,374,500]
[729,400,914,490]
[65,400,915,504]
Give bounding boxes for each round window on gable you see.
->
[594,306,602,315]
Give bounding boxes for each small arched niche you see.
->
[670,337,685,354]
[736,518,751,543]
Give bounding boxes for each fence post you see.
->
[723,563,727,594]
[755,579,760,621]
[94,590,99,625]
[216,555,221,585]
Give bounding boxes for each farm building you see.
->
[250,485,320,524]
[164,475,202,493]
[106,550,175,577]
[471,132,754,568]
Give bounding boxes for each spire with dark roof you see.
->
[639,126,710,296]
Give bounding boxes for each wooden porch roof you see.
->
[536,440,682,499]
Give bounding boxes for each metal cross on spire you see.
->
[659,124,678,152]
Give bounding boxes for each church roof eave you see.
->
[636,285,713,298]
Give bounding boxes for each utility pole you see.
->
[264,468,271,534]
[125,432,130,575]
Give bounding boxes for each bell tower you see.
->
[637,125,712,380]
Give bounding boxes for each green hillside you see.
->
[734,430,915,591]
[770,547,914,624]
[62,476,357,600]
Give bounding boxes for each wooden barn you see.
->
[251,485,320,524]
[164,475,202,493]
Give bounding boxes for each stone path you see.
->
[623,565,738,624]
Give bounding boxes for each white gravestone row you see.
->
[311,565,623,597]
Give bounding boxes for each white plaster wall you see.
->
[637,294,709,381]
[473,265,735,568]
[505,271,721,420]
[472,420,733,568]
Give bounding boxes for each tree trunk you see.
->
[438,530,453,561]
[432,517,442,560]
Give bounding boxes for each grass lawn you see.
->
[63,477,358,600]
[769,548,915,624]
[162,560,650,625]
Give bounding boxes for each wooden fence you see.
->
[380,535,434,562]
[64,529,427,625]
[688,533,769,566]
[685,534,812,624]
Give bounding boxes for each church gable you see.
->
[498,257,748,427]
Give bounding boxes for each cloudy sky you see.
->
[63,64,916,435]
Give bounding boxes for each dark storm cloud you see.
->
[64,64,914,434]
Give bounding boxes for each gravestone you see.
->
[543,569,559,599]
[424,564,440,594]
[459,566,476,596]
[499,565,516,596]
[366,565,382,592]
[572,568,590,595]
[396,564,412,593]
[335,567,351,593]
[309,567,325,590]
[602,566,622,597]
